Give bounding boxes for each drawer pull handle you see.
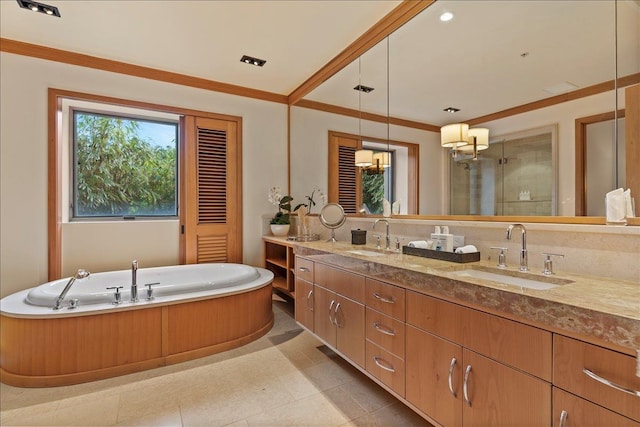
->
[559,410,568,427]
[298,267,310,272]
[373,293,395,304]
[328,300,335,325]
[334,302,342,327]
[373,322,396,336]
[583,368,640,397]
[373,356,396,373]
[463,364,472,407]
[306,290,314,311]
[448,357,457,398]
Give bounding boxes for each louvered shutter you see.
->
[182,116,242,264]
[328,133,361,214]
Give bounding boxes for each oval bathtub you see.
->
[0,263,274,387]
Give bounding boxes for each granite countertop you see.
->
[293,240,640,355]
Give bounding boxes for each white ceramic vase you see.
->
[270,224,290,237]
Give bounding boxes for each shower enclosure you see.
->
[450,125,557,216]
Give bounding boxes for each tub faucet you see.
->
[53,269,90,310]
[506,224,528,271]
[130,260,139,303]
[373,219,391,250]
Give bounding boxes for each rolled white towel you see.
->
[455,244,478,254]
[408,240,430,249]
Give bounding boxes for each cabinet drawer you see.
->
[295,257,314,283]
[315,263,365,303]
[554,334,640,422]
[553,387,640,427]
[406,291,462,344]
[462,307,552,381]
[365,307,405,359]
[366,340,405,397]
[365,278,405,320]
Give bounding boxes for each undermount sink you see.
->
[448,266,573,290]
[346,249,385,257]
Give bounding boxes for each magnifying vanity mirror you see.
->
[289,0,639,223]
[319,203,347,242]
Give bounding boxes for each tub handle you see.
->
[144,282,159,301]
[106,286,123,305]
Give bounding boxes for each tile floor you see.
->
[0,295,432,426]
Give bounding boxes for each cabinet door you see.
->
[295,278,314,331]
[462,349,551,427]
[406,325,463,427]
[335,295,365,367]
[553,388,639,427]
[313,285,336,347]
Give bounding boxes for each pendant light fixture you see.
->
[441,123,489,159]
[354,56,372,167]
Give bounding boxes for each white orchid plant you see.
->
[268,186,294,225]
[268,186,327,225]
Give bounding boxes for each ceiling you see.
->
[0,0,401,94]
[1,0,638,126]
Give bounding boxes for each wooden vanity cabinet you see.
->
[405,290,552,427]
[406,324,463,427]
[311,262,366,368]
[553,334,640,424]
[294,257,315,331]
[364,278,407,396]
[553,388,639,427]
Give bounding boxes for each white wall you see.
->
[289,106,443,215]
[0,52,288,297]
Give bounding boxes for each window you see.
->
[72,110,178,218]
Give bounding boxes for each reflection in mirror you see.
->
[360,141,393,215]
[450,126,557,216]
[291,0,640,219]
[586,117,626,216]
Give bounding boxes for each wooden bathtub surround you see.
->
[294,254,640,427]
[0,284,273,387]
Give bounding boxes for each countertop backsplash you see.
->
[291,216,639,283]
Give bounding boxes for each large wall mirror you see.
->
[289,0,640,221]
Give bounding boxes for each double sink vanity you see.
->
[287,238,640,427]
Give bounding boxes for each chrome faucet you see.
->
[506,224,528,271]
[373,219,391,250]
[53,269,90,310]
[130,260,139,302]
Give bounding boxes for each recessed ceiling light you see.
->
[440,11,454,22]
[354,85,375,93]
[240,55,266,67]
[444,107,460,113]
[16,0,61,17]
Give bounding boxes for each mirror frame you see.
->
[287,0,640,226]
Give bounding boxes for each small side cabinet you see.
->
[263,237,295,297]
